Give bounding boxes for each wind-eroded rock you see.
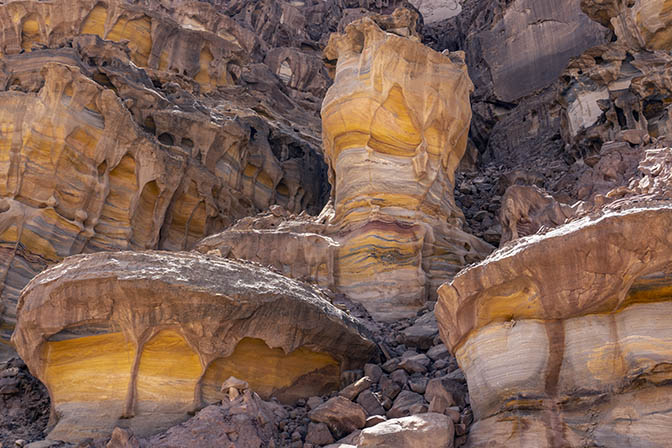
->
[321,9,493,320]
[12,251,376,442]
[201,10,492,322]
[0,0,332,356]
[437,205,672,447]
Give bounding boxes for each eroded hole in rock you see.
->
[201,337,340,405]
[157,132,174,146]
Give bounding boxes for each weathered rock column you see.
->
[321,10,491,321]
[436,206,672,447]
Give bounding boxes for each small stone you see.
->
[380,375,401,400]
[426,345,450,361]
[221,376,249,392]
[387,390,426,419]
[428,396,449,414]
[432,359,449,370]
[381,358,400,373]
[409,376,427,394]
[14,442,27,448]
[445,368,466,383]
[364,415,386,428]
[306,396,324,411]
[308,396,367,438]
[390,369,409,386]
[398,354,430,374]
[339,376,373,401]
[425,376,468,408]
[445,407,461,423]
[357,390,385,416]
[106,427,140,448]
[364,364,383,383]
[305,423,335,445]
[455,422,467,436]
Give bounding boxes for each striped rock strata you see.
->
[0,0,330,358]
[436,205,672,447]
[198,10,492,321]
[12,251,376,442]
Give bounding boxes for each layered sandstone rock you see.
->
[197,10,492,321]
[437,205,672,447]
[321,9,491,319]
[12,251,376,442]
[0,0,336,357]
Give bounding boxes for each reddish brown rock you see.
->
[308,396,367,439]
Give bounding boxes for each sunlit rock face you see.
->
[321,9,491,320]
[197,10,492,322]
[0,0,331,358]
[436,206,672,448]
[582,0,672,51]
[12,251,376,442]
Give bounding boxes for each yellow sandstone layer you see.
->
[0,0,251,91]
[13,251,376,442]
[321,10,491,320]
[199,10,492,322]
[0,43,323,350]
[436,206,672,447]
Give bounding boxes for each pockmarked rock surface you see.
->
[0,0,342,357]
[12,251,376,442]
[437,205,672,447]
[200,10,492,322]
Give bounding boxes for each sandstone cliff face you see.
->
[437,205,672,447]
[0,0,359,357]
[12,251,376,441]
[195,10,492,322]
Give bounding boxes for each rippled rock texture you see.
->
[0,0,342,357]
[197,10,491,322]
[437,206,672,447]
[12,251,376,442]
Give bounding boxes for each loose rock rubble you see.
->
[0,358,50,447]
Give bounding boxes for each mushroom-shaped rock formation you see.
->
[197,9,492,322]
[436,205,672,447]
[12,251,376,442]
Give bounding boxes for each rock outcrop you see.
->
[582,0,672,51]
[437,205,672,447]
[197,10,492,322]
[0,0,345,357]
[12,251,376,441]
